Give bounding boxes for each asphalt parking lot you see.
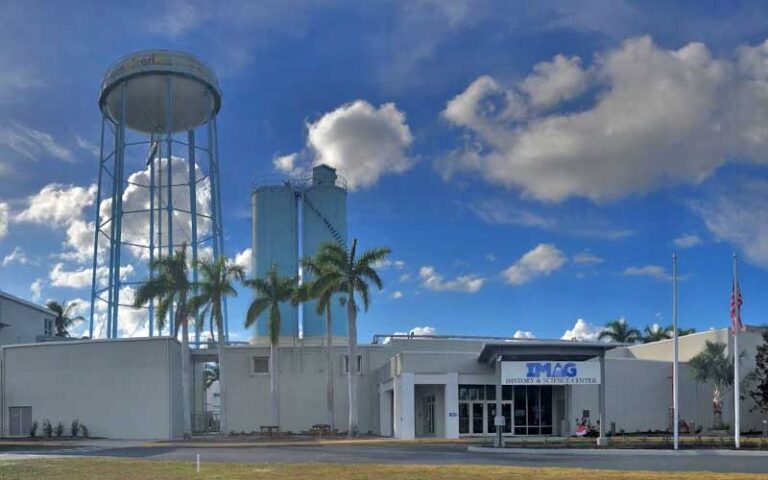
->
[1,441,768,473]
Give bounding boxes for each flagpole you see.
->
[733,253,741,449]
[672,253,679,451]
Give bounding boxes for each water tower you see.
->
[88,50,226,340]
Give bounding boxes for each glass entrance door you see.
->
[422,395,435,436]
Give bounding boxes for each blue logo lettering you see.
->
[525,362,578,378]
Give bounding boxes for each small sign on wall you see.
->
[502,361,601,385]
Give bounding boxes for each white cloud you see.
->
[573,250,604,265]
[0,123,73,162]
[623,265,670,281]
[16,183,96,227]
[49,263,134,289]
[561,318,604,342]
[691,178,768,267]
[233,248,252,275]
[673,233,702,249]
[418,265,484,293]
[520,54,589,109]
[468,199,633,240]
[101,157,212,261]
[440,36,768,202]
[91,286,149,338]
[273,153,299,175]
[513,330,536,339]
[280,100,414,190]
[75,135,100,157]
[502,243,566,285]
[377,259,406,270]
[391,290,403,299]
[2,247,29,266]
[30,278,44,301]
[384,325,437,343]
[0,202,9,239]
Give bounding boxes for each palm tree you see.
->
[689,341,734,429]
[45,300,85,337]
[642,324,673,343]
[597,319,641,343]
[244,265,298,429]
[203,364,219,390]
[133,247,193,437]
[309,239,390,436]
[300,256,345,430]
[188,256,245,434]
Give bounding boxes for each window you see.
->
[252,356,269,374]
[342,354,363,374]
[44,318,53,336]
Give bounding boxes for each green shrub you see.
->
[54,422,64,437]
[70,419,80,437]
[42,419,53,438]
[30,420,38,438]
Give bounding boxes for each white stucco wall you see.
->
[1,337,183,440]
[0,293,55,346]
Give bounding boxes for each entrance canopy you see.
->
[477,340,621,364]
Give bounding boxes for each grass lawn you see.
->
[0,459,765,480]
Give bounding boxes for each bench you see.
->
[260,425,280,438]
[310,424,332,437]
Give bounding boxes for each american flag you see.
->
[730,279,744,333]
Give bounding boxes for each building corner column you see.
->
[393,373,415,440]
[444,372,459,439]
[597,352,610,446]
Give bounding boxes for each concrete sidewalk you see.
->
[469,446,768,457]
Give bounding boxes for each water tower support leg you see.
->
[111,83,128,339]
[89,115,106,339]
[165,76,175,332]
[188,129,200,345]
[149,135,156,337]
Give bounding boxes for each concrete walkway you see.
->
[469,446,768,457]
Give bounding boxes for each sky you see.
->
[2,0,768,343]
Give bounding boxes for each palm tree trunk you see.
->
[179,308,192,438]
[270,340,280,428]
[325,305,335,430]
[215,302,228,434]
[346,295,358,436]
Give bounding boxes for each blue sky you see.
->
[2,0,768,342]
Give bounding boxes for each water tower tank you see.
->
[251,183,299,339]
[99,51,221,133]
[301,165,348,339]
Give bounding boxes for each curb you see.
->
[468,446,768,457]
[146,438,476,449]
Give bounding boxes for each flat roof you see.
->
[477,340,622,364]
[0,290,55,316]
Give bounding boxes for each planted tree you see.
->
[642,324,673,343]
[244,265,298,429]
[203,364,220,390]
[689,341,734,429]
[300,256,346,430]
[598,319,641,343]
[133,247,193,437]
[188,256,245,434]
[45,300,85,337]
[308,239,390,436]
[678,327,697,336]
[745,330,768,415]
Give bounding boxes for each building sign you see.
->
[501,361,601,385]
